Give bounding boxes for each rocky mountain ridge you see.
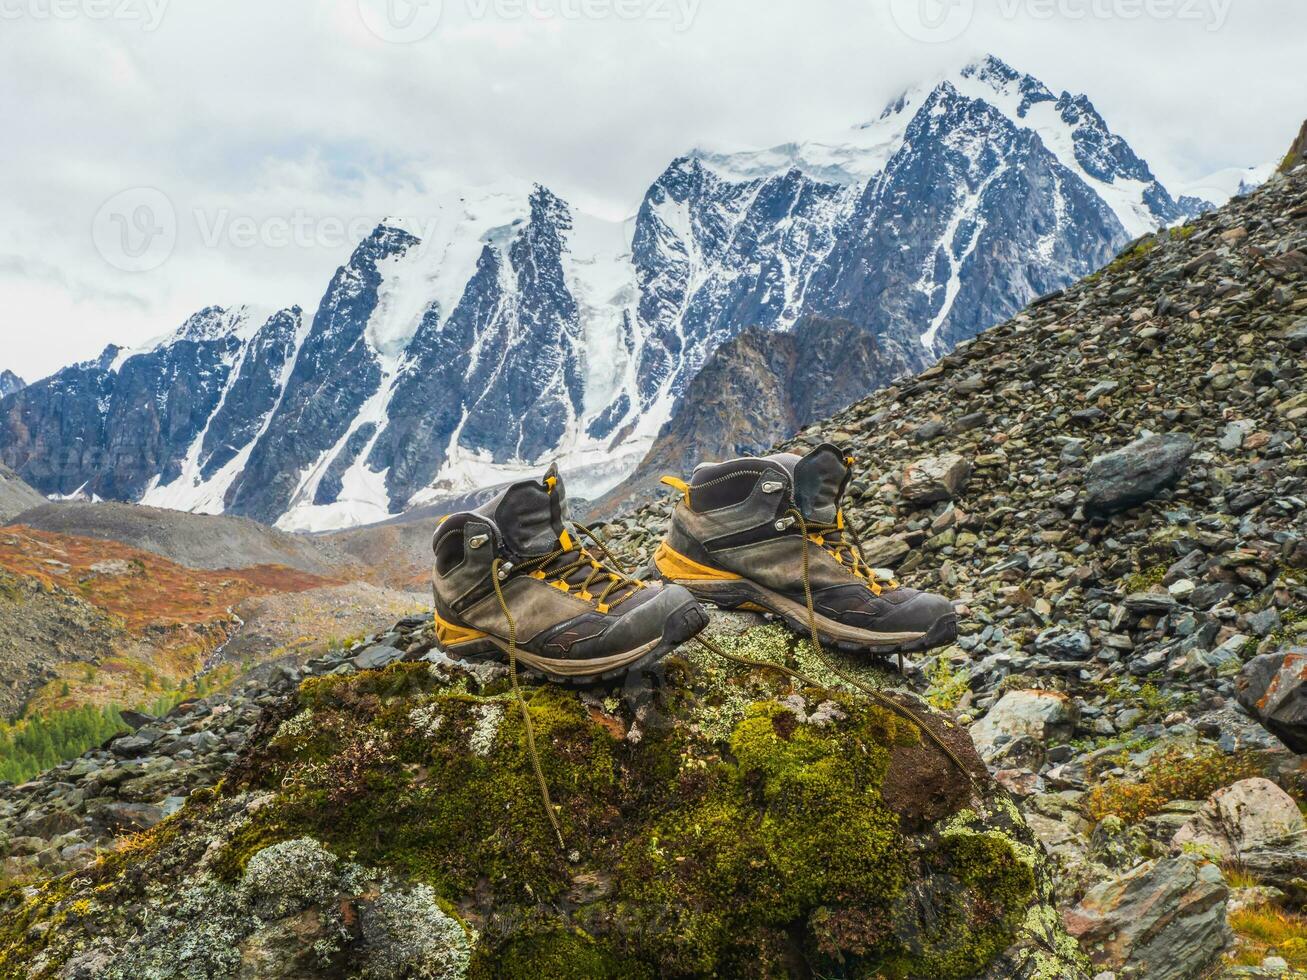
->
[0,371,23,399]
[1,55,1210,533]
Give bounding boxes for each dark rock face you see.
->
[197,307,301,482]
[1082,433,1195,517]
[0,307,275,501]
[226,229,416,522]
[0,371,24,399]
[591,315,919,515]
[1236,649,1307,753]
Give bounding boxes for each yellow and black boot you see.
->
[654,444,957,657]
[432,464,708,684]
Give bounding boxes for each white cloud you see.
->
[1,0,1302,382]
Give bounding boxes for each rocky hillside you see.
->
[0,148,1301,980]
[0,55,1206,533]
[0,525,337,722]
[0,463,44,523]
[0,518,425,791]
[0,371,23,399]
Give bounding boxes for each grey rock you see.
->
[900,453,972,506]
[1035,628,1093,660]
[1244,608,1281,637]
[970,690,1079,763]
[1219,420,1254,451]
[109,734,157,757]
[1083,433,1195,517]
[1236,649,1307,753]
[352,645,405,670]
[1172,778,1307,863]
[1124,592,1178,615]
[1063,855,1230,980]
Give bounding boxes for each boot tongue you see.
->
[488,467,567,557]
[791,443,851,524]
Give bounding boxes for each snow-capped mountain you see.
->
[0,56,1210,531]
[1177,163,1279,206]
[0,371,24,399]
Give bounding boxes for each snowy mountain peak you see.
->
[957,53,1055,115]
[170,305,279,345]
[0,370,25,399]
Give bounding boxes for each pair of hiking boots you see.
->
[431,443,958,683]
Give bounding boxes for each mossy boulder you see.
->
[0,620,1089,979]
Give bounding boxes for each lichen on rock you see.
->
[358,883,475,979]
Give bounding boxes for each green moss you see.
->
[0,873,81,979]
[869,827,1038,979]
[1122,563,1167,594]
[1169,223,1197,241]
[470,927,651,979]
[942,830,1037,910]
[1102,236,1159,277]
[617,700,920,976]
[8,645,1049,978]
[216,676,621,906]
[924,656,968,710]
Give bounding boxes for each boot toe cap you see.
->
[877,589,956,635]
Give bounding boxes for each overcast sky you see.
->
[2,0,1303,382]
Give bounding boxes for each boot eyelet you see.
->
[761,481,784,493]
[468,534,489,549]
[774,517,795,531]
[496,561,514,580]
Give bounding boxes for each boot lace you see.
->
[800,513,900,596]
[486,524,645,857]
[510,532,644,612]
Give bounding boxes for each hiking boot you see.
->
[653,444,958,656]
[432,465,708,684]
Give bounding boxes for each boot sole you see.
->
[436,599,709,685]
[665,576,958,655]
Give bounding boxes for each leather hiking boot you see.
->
[653,444,958,656]
[432,465,708,684]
